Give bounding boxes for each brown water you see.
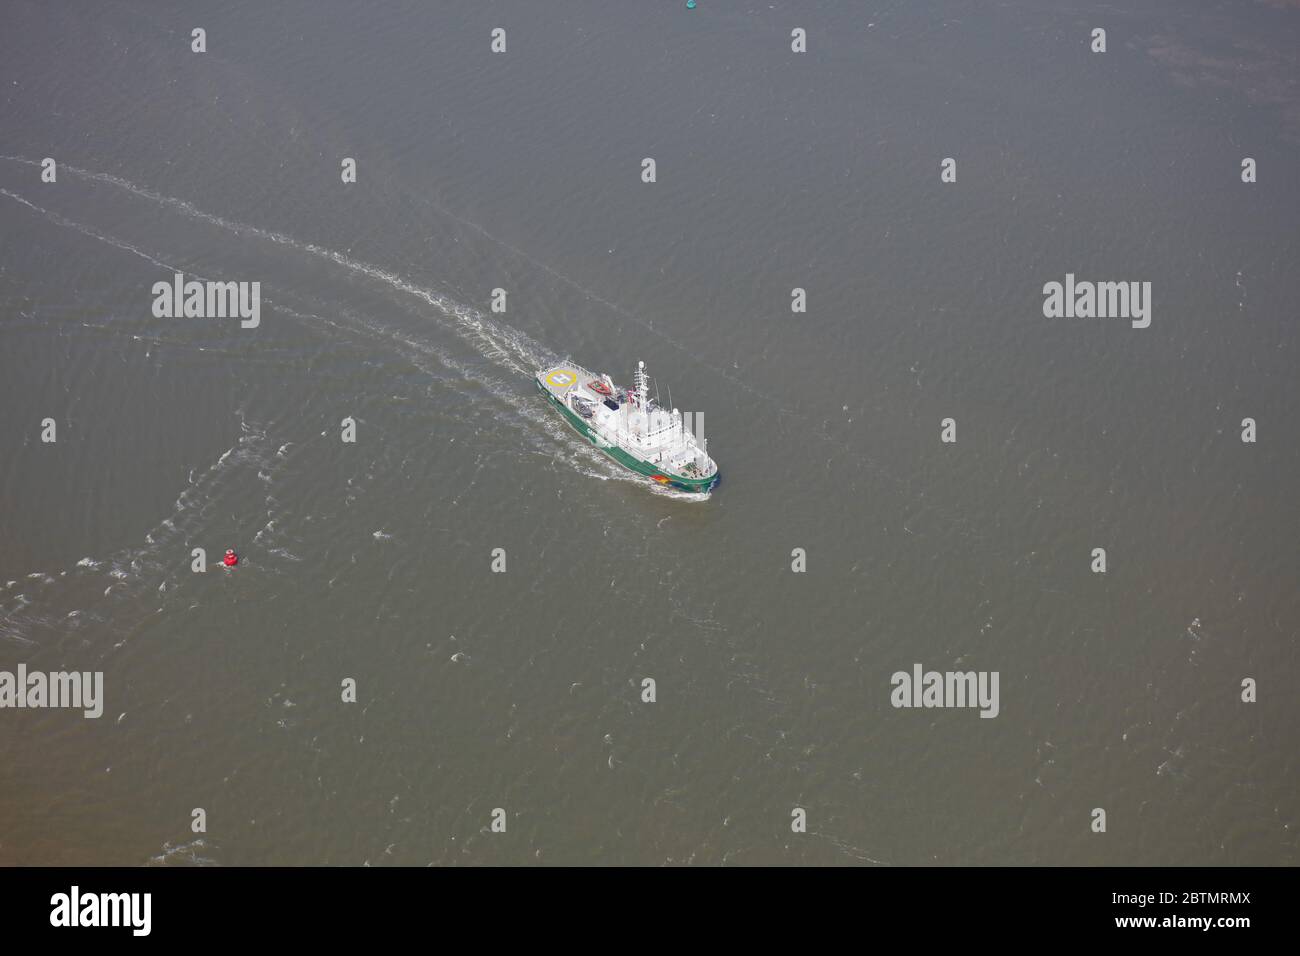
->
[1,0,1296,865]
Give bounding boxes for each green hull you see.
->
[537,380,718,493]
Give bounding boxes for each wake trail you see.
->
[1,187,345,334]
[4,154,755,411]
[1,164,702,495]
[1,188,176,273]
[0,413,293,651]
[0,155,557,379]
[2,156,917,500]
[0,184,649,494]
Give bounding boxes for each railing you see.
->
[552,359,716,477]
[603,425,714,476]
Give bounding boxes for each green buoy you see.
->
[686,0,696,8]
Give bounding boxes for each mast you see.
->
[634,360,649,409]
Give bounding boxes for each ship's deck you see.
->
[536,362,717,479]
[536,361,601,402]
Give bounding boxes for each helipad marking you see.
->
[546,369,577,389]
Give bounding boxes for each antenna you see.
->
[634,360,649,412]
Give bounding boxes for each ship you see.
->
[535,359,719,493]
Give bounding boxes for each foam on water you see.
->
[2,157,711,501]
[1,156,558,380]
[0,412,296,647]
[2,157,722,509]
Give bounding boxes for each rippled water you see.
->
[1,0,1296,864]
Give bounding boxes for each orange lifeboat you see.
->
[588,379,612,396]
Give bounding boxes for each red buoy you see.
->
[223,549,239,567]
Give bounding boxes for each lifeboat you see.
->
[587,379,613,396]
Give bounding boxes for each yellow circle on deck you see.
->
[546,369,578,389]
